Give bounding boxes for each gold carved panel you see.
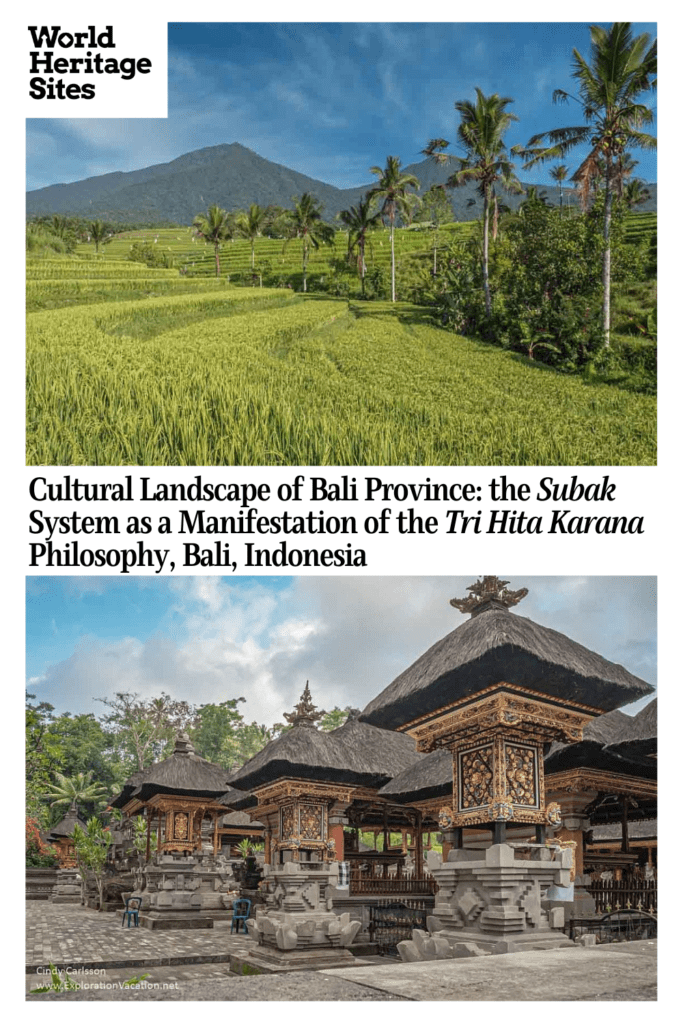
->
[505,743,539,807]
[280,804,296,840]
[299,803,324,841]
[458,744,494,811]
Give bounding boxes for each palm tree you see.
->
[425,89,522,318]
[623,178,651,209]
[44,770,107,812]
[287,193,334,293]
[236,203,269,269]
[339,195,382,297]
[89,221,108,254]
[519,23,656,347]
[419,185,454,275]
[549,164,570,210]
[367,156,420,302]
[192,204,233,277]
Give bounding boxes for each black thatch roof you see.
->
[110,768,147,810]
[221,788,258,811]
[604,698,657,765]
[46,804,87,839]
[111,731,238,806]
[228,710,422,793]
[361,604,653,731]
[379,748,453,804]
[544,708,657,779]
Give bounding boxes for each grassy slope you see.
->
[27,275,656,465]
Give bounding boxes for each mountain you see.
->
[26,142,657,224]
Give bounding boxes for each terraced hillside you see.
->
[72,223,476,285]
[27,256,656,466]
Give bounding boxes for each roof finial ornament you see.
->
[284,682,325,728]
[450,576,528,616]
[173,729,196,755]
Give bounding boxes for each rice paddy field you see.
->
[26,237,656,466]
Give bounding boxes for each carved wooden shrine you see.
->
[360,577,655,957]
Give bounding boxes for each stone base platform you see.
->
[235,945,363,974]
[141,913,214,930]
[434,928,574,956]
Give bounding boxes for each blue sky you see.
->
[26,576,656,727]
[26,22,657,194]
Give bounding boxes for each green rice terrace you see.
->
[26,218,656,467]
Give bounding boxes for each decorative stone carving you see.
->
[398,842,574,960]
[245,861,361,970]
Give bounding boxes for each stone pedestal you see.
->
[50,868,81,904]
[141,854,208,929]
[245,862,361,970]
[399,843,574,961]
[140,852,240,928]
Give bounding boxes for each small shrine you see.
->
[45,802,85,869]
[110,731,242,928]
[361,576,654,957]
[45,802,86,905]
[228,682,423,969]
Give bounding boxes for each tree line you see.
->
[26,689,352,836]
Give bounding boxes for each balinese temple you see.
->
[44,802,86,868]
[45,802,87,905]
[100,578,656,957]
[110,731,245,928]
[360,576,655,957]
[226,683,426,968]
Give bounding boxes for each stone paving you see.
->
[26,903,657,1002]
[26,902,254,971]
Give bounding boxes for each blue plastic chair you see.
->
[231,898,251,934]
[121,896,142,928]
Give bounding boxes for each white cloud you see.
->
[30,577,656,729]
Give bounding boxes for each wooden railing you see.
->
[586,878,657,915]
[351,876,437,896]
[349,861,437,896]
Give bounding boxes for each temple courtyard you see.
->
[26,902,656,1001]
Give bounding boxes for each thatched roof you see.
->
[109,768,147,810]
[228,709,422,793]
[544,708,657,779]
[361,603,653,731]
[222,788,258,811]
[111,731,238,806]
[605,699,657,764]
[46,804,87,839]
[379,748,452,804]
[218,809,263,828]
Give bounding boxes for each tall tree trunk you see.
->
[251,240,255,269]
[360,239,366,298]
[482,185,492,318]
[214,244,220,278]
[602,156,613,348]
[390,220,396,303]
[302,239,308,293]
